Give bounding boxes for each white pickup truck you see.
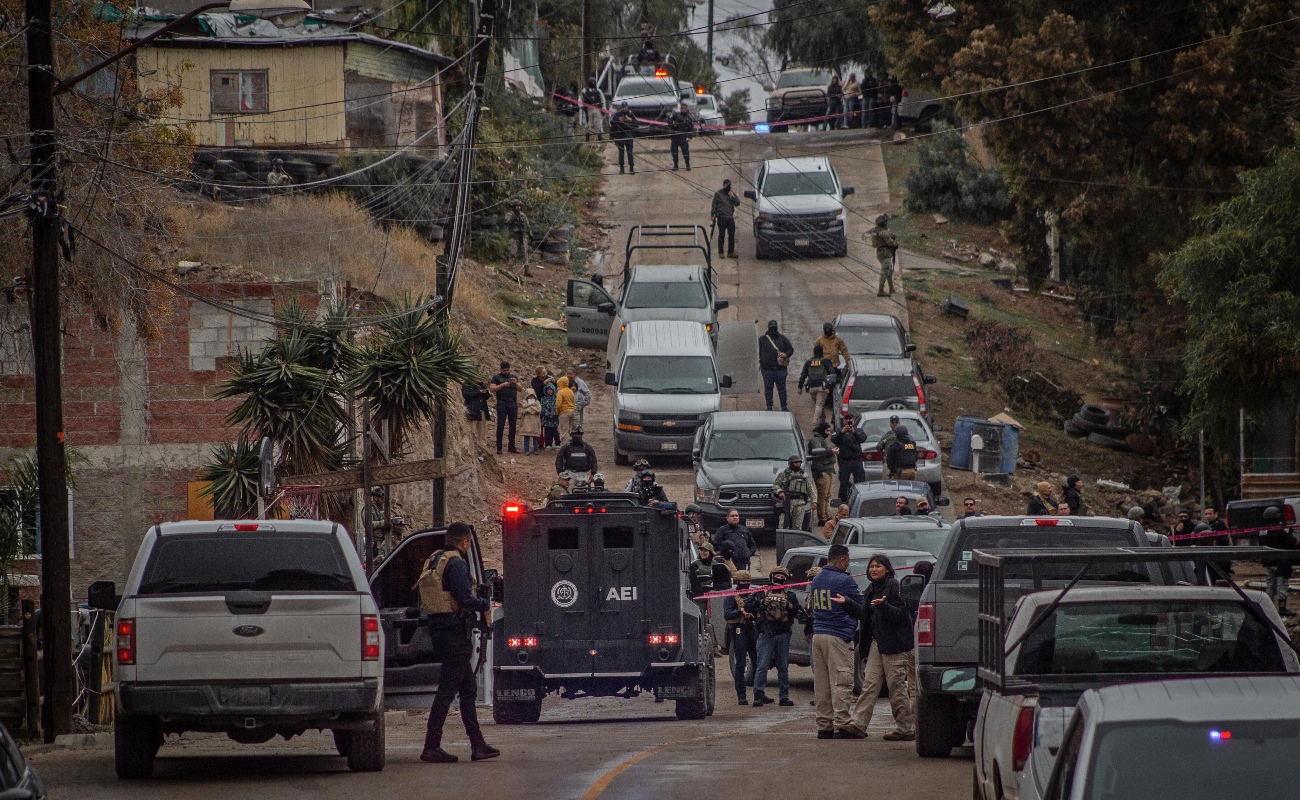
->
[112,520,385,778]
[974,585,1299,800]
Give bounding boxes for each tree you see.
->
[903,123,1011,225]
[722,89,751,126]
[718,14,782,91]
[1159,144,1300,452]
[765,0,888,78]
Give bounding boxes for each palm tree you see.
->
[198,439,261,519]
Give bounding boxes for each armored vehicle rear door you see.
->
[533,520,597,673]
[589,513,654,673]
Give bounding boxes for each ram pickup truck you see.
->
[914,516,1175,759]
[974,585,1299,800]
[112,520,385,779]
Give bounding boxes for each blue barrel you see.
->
[999,423,1019,474]
[949,415,985,471]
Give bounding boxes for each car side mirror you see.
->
[481,568,499,584]
[936,497,950,507]
[597,302,616,315]
[88,580,118,611]
[691,449,702,463]
[924,375,937,385]
[899,573,926,604]
[720,375,733,388]
[905,343,917,353]
[842,186,855,196]
[714,299,729,311]
[829,498,842,509]
[605,371,617,386]
[743,190,756,200]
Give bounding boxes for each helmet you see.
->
[571,427,584,436]
[640,469,656,482]
[823,322,834,336]
[698,541,714,553]
[558,471,572,480]
[805,566,822,580]
[633,458,650,470]
[875,214,889,225]
[732,570,752,583]
[588,77,596,86]
[788,454,802,465]
[592,472,605,487]
[684,503,702,515]
[1127,506,1144,521]
[770,566,789,580]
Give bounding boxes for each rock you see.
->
[932,214,949,225]
[1096,479,1131,491]
[176,261,202,274]
[997,258,1016,274]
[978,251,996,267]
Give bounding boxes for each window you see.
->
[705,429,800,461]
[602,526,635,549]
[211,70,269,114]
[849,374,916,401]
[623,281,708,309]
[785,555,815,584]
[839,326,905,356]
[1050,714,1085,800]
[762,171,838,197]
[613,77,677,101]
[620,355,716,394]
[548,527,581,550]
[777,71,833,89]
[138,533,353,594]
[569,280,611,309]
[943,530,1142,581]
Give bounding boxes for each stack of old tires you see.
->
[190,148,342,202]
[1063,404,1130,451]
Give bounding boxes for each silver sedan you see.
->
[857,410,943,498]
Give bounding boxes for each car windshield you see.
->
[854,527,950,556]
[762,171,838,197]
[620,355,716,394]
[840,326,905,356]
[138,532,354,594]
[623,280,708,309]
[856,496,925,517]
[1014,601,1285,676]
[943,529,1147,581]
[778,71,832,88]
[697,96,717,110]
[705,429,799,461]
[858,416,931,446]
[850,374,916,401]
[1083,719,1300,799]
[615,77,677,101]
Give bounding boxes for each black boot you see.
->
[420,733,457,763]
[753,691,770,707]
[470,734,501,761]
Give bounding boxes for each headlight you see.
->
[759,222,775,231]
[695,486,718,504]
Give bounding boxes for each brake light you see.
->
[901,89,909,97]
[922,449,939,460]
[234,523,259,531]
[664,634,679,644]
[116,618,136,665]
[866,451,884,461]
[916,603,934,646]
[1034,519,1058,526]
[507,637,538,648]
[1286,505,1297,526]
[649,634,680,645]
[649,634,662,645]
[913,375,928,417]
[1012,705,1035,771]
[362,615,381,660]
[841,375,855,415]
[504,504,521,514]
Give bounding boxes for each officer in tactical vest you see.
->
[683,503,708,547]
[745,565,803,707]
[798,344,835,428]
[773,454,817,530]
[417,522,498,763]
[689,541,717,598]
[884,424,919,481]
[546,471,572,503]
[725,570,758,704]
[636,469,669,507]
[555,427,598,482]
[871,214,899,296]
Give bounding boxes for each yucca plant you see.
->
[350,295,480,458]
[198,439,261,519]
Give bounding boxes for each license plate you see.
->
[745,518,765,529]
[794,238,810,247]
[660,442,677,450]
[220,686,271,706]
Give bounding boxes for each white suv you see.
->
[112,520,385,778]
[743,157,854,259]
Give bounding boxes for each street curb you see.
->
[22,732,112,757]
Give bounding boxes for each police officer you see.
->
[807,544,864,737]
[885,424,919,481]
[830,415,868,502]
[773,455,816,530]
[798,344,834,428]
[624,457,652,491]
[610,102,638,174]
[875,414,901,454]
[668,102,694,171]
[683,503,708,546]
[546,471,572,503]
[807,422,837,525]
[711,179,740,258]
[636,469,669,506]
[266,157,292,187]
[418,522,498,762]
[1260,506,1296,617]
[871,214,899,296]
[746,565,803,707]
[509,200,530,260]
[689,541,717,598]
[580,77,605,140]
[725,570,758,704]
[555,427,598,481]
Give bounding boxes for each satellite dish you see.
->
[259,437,276,500]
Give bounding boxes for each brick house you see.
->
[0,279,319,595]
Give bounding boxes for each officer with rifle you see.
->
[773,454,817,530]
[884,424,919,481]
[417,522,499,763]
[689,540,717,599]
[745,565,803,707]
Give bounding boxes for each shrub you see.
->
[903,123,1011,225]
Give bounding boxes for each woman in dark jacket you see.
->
[842,554,916,740]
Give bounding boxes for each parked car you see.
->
[780,544,934,668]
[1225,494,1299,543]
[857,409,943,497]
[111,520,386,778]
[976,585,1299,800]
[765,67,835,130]
[832,312,913,358]
[839,355,936,421]
[693,411,812,538]
[914,516,1168,760]
[1018,676,1300,800]
[775,514,949,574]
[611,74,681,131]
[743,157,854,259]
[0,722,45,797]
[693,92,726,131]
[846,479,942,517]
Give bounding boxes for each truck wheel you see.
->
[332,729,352,757]
[114,715,162,779]
[833,238,848,258]
[703,631,717,717]
[675,665,709,720]
[346,711,386,772]
[916,691,956,758]
[614,449,629,466]
[493,699,542,724]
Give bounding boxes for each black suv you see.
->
[693,411,813,538]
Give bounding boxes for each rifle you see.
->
[709,218,716,251]
[473,588,493,674]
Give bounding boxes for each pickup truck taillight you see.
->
[841,375,855,416]
[916,603,934,646]
[116,618,136,665]
[1287,505,1298,526]
[362,615,381,661]
[1012,705,1035,771]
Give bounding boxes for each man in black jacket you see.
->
[713,509,757,570]
[610,103,638,174]
[555,427,598,481]
[725,570,758,704]
[711,179,740,258]
[759,319,795,412]
[668,102,695,170]
[798,344,834,428]
[1260,506,1296,616]
[884,424,919,480]
[830,415,867,502]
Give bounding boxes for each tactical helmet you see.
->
[788,454,802,465]
[558,471,572,480]
[633,458,650,470]
[684,503,703,515]
[732,570,752,583]
[698,541,714,553]
[1127,506,1144,521]
[805,566,822,580]
[770,566,790,580]
[571,427,584,436]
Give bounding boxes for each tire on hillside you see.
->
[1063,418,1088,437]
[1087,432,1128,451]
[1078,404,1110,426]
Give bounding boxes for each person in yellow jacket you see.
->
[815,322,852,373]
[555,377,576,435]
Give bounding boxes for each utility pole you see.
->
[26,0,74,743]
[707,0,714,64]
[582,0,592,85]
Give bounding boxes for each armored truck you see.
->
[492,493,716,723]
